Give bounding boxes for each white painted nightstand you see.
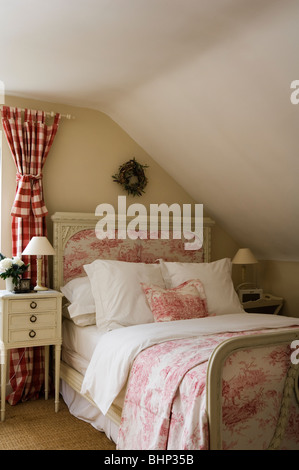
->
[0,289,63,421]
[242,293,284,315]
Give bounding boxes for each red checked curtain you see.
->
[1,106,60,404]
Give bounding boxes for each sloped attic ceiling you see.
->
[1,0,298,261]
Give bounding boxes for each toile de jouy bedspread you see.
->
[81,314,299,450]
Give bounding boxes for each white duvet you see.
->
[81,313,299,415]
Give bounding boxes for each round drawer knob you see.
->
[30,301,37,309]
[30,314,37,323]
[29,330,36,338]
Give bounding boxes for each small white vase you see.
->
[5,277,15,291]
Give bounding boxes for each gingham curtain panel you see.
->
[1,106,60,405]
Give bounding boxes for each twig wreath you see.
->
[112,158,149,197]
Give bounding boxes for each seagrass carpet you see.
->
[0,396,116,450]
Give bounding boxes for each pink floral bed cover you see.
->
[81,314,299,450]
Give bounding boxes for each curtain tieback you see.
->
[16,172,43,183]
[12,172,47,218]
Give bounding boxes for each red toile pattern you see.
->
[141,279,209,322]
[117,332,299,450]
[63,229,204,284]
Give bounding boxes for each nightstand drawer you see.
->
[9,327,56,343]
[9,312,56,329]
[0,289,63,421]
[8,297,57,314]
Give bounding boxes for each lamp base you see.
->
[34,284,49,291]
[33,256,49,291]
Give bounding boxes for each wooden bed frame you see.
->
[51,211,299,450]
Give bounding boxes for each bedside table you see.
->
[0,289,63,421]
[242,293,284,315]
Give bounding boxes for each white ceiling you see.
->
[1,0,299,260]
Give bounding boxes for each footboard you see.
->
[206,330,299,450]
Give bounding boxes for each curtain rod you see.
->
[0,106,75,120]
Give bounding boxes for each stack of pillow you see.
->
[61,258,244,330]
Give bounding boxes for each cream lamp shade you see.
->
[232,248,258,265]
[23,236,55,291]
[232,248,258,284]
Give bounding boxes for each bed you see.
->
[51,211,299,450]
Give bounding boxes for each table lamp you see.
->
[232,248,258,286]
[23,236,55,291]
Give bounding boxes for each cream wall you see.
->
[258,261,299,318]
[0,95,239,280]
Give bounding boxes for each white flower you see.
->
[0,258,13,271]
[12,257,24,267]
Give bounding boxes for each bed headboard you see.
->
[51,212,215,290]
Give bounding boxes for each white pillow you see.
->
[84,260,166,330]
[63,309,96,327]
[159,258,244,316]
[61,276,96,319]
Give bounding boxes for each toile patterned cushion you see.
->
[141,279,209,322]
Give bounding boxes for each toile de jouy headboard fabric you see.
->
[51,212,214,290]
